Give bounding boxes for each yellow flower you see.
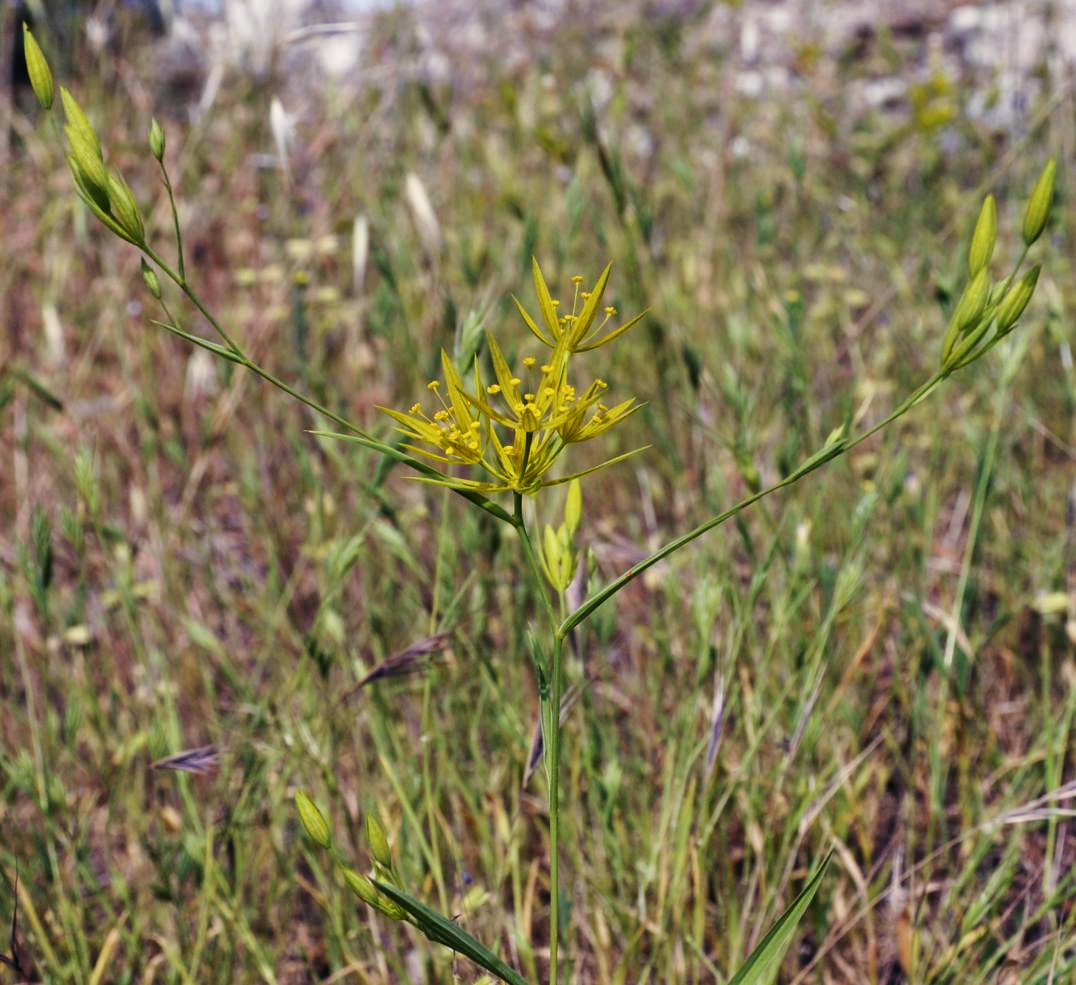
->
[380,264,645,495]
[513,259,647,353]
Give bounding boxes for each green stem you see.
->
[547,632,564,985]
[511,501,564,985]
[559,372,946,637]
[139,247,515,526]
[158,162,186,284]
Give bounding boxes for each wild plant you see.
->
[23,25,1056,985]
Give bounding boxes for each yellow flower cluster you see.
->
[381,261,645,494]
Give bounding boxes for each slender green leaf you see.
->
[373,881,533,985]
[727,850,832,985]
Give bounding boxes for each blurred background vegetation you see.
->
[1,1,1074,982]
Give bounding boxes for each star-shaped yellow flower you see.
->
[381,263,645,495]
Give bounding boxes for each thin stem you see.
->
[558,372,948,638]
[547,632,564,985]
[140,247,516,525]
[511,504,564,985]
[158,163,186,284]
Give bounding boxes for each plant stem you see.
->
[547,631,564,985]
[140,247,515,525]
[559,372,947,636]
[511,502,565,985]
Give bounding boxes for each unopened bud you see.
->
[366,813,393,871]
[141,258,162,299]
[967,194,996,276]
[1022,159,1056,246]
[65,125,109,204]
[107,170,145,244]
[950,267,991,334]
[563,478,582,536]
[149,118,165,162]
[341,869,407,920]
[995,265,1041,335]
[60,87,102,159]
[295,791,332,849]
[23,27,53,110]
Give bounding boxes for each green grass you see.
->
[2,4,1075,983]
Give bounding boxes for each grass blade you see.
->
[727,850,832,985]
[373,881,533,985]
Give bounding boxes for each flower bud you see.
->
[967,194,996,276]
[563,478,582,536]
[65,125,109,204]
[23,27,53,110]
[149,118,166,162]
[60,87,102,159]
[1022,159,1056,246]
[341,869,406,920]
[995,265,1040,335]
[141,258,162,299]
[107,169,145,244]
[950,267,991,334]
[295,790,332,849]
[366,813,393,871]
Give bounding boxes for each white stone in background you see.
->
[863,77,907,109]
[740,17,760,64]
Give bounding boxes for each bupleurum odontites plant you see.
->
[24,25,1057,985]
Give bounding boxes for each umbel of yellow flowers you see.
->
[381,261,647,495]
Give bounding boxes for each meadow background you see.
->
[1,1,1075,982]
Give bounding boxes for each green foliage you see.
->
[6,10,1071,985]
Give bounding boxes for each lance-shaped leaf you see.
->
[373,881,533,985]
[727,850,832,985]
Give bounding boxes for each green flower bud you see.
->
[22,27,53,110]
[149,118,166,162]
[563,478,582,536]
[950,267,991,334]
[1022,159,1056,247]
[60,87,102,159]
[995,265,1041,335]
[341,869,406,920]
[141,258,162,299]
[295,790,332,849]
[65,125,109,204]
[107,170,145,244]
[366,813,393,871]
[341,867,380,907]
[967,194,996,276]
